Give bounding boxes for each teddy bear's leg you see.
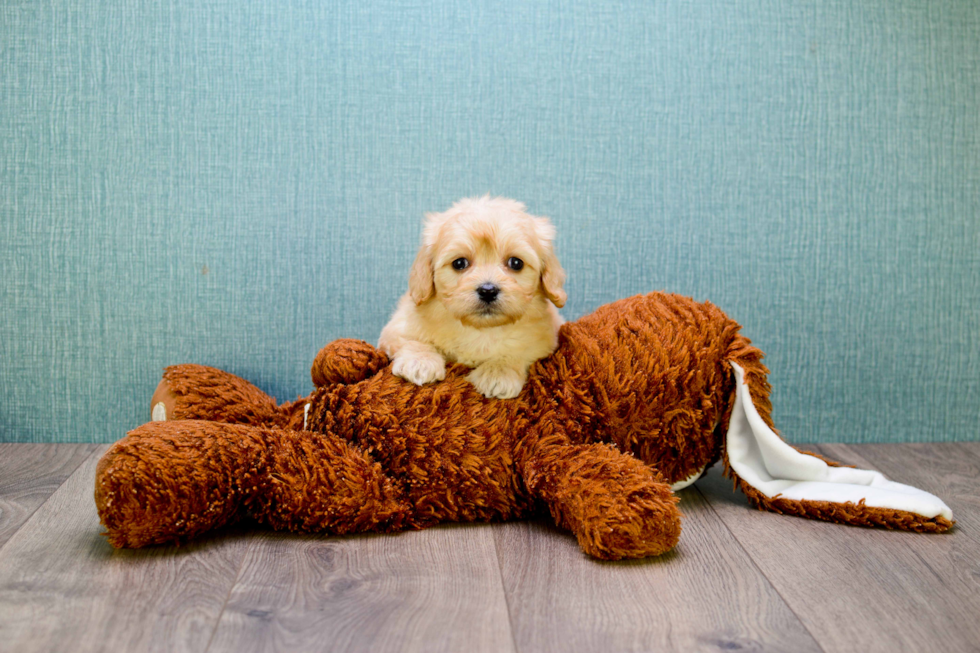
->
[248,426,411,536]
[96,420,412,548]
[519,432,682,560]
[150,364,290,427]
[722,361,953,531]
[97,420,268,547]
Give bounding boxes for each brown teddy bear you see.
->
[95,292,953,560]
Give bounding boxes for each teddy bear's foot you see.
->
[523,439,682,560]
[571,479,682,560]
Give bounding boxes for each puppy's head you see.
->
[409,196,566,328]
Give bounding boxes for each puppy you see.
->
[379,196,566,399]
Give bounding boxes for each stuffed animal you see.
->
[95,293,953,560]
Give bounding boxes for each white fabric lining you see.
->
[670,466,707,491]
[726,362,952,521]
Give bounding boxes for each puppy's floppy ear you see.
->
[532,216,567,308]
[409,210,448,304]
[408,243,434,304]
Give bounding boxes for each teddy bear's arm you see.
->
[517,417,682,560]
[311,339,390,388]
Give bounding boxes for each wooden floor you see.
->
[0,443,977,652]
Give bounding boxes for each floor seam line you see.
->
[202,537,253,653]
[693,481,830,653]
[490,524,523,653]
[0,444,103,558]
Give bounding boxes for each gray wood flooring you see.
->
[0,442,976,653]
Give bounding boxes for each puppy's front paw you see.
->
[467,362,526,399]
[391,350,447,386]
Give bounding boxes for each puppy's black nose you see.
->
[476,283,500,303]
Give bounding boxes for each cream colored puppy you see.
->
[379,196,566,399]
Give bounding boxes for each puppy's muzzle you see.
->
[476,283,500,304]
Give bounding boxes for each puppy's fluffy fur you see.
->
[379,196,566,399]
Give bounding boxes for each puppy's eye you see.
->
[452,258,469,271]
[507,257,524,271]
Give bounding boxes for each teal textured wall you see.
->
[2,0,978,443]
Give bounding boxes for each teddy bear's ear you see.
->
[409,244,435,304]
[726,361,954,530]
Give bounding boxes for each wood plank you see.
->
[0,446,251,653]
[824,442,980,637]
[494,488,822,653]
[822,442,979,550]
[214,526,516,652]
[697,443,980,653]
[208,524,516,653]
[0,443,99,548]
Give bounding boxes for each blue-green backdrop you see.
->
[2,0,978,443]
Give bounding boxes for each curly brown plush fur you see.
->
[95,292,951,560]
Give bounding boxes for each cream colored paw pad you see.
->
[152,402,167,421]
